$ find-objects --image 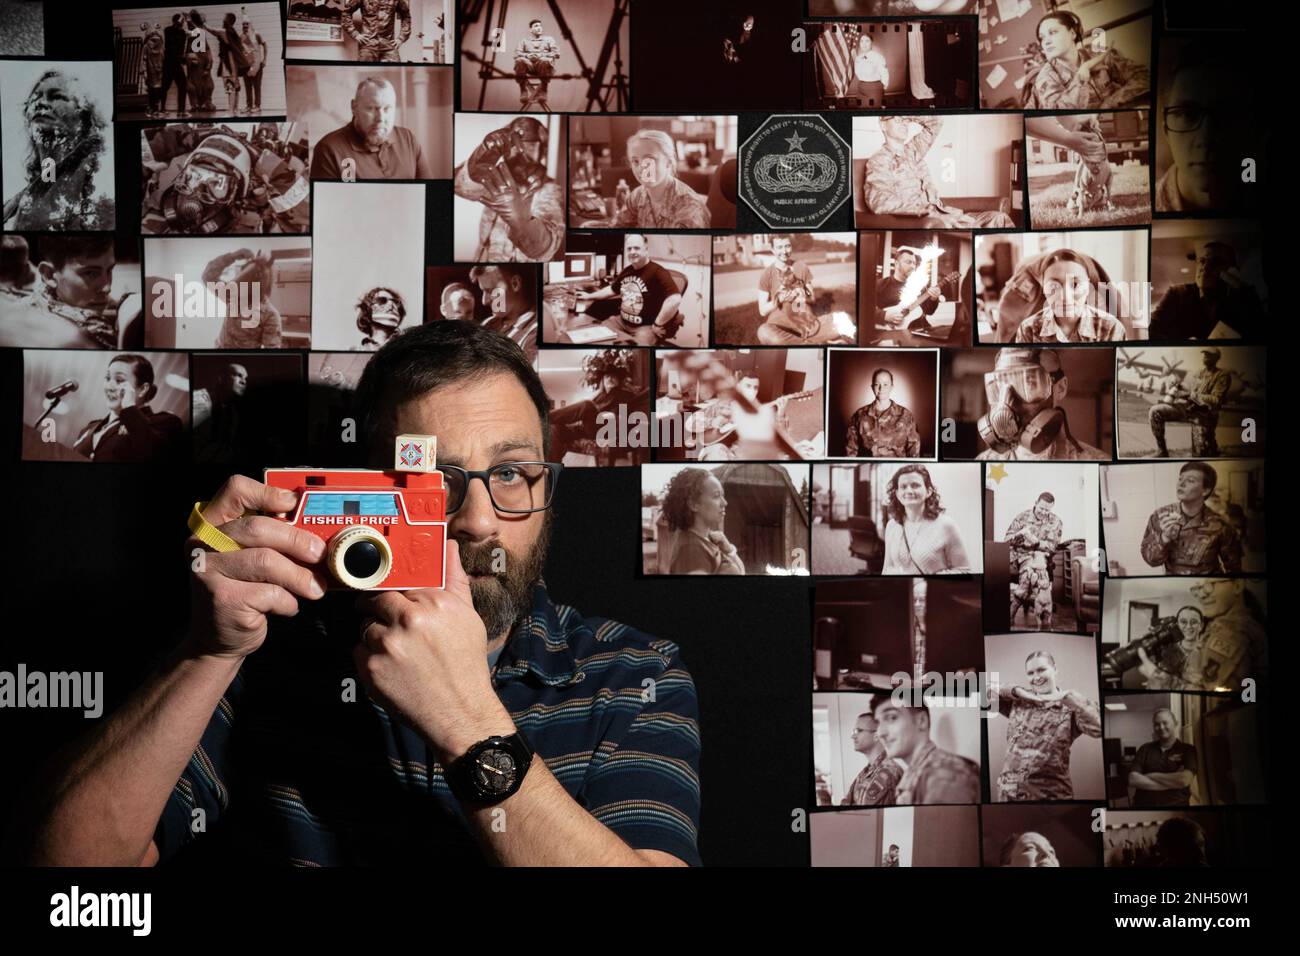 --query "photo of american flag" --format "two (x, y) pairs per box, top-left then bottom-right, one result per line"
(815, 22), (862, 99)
